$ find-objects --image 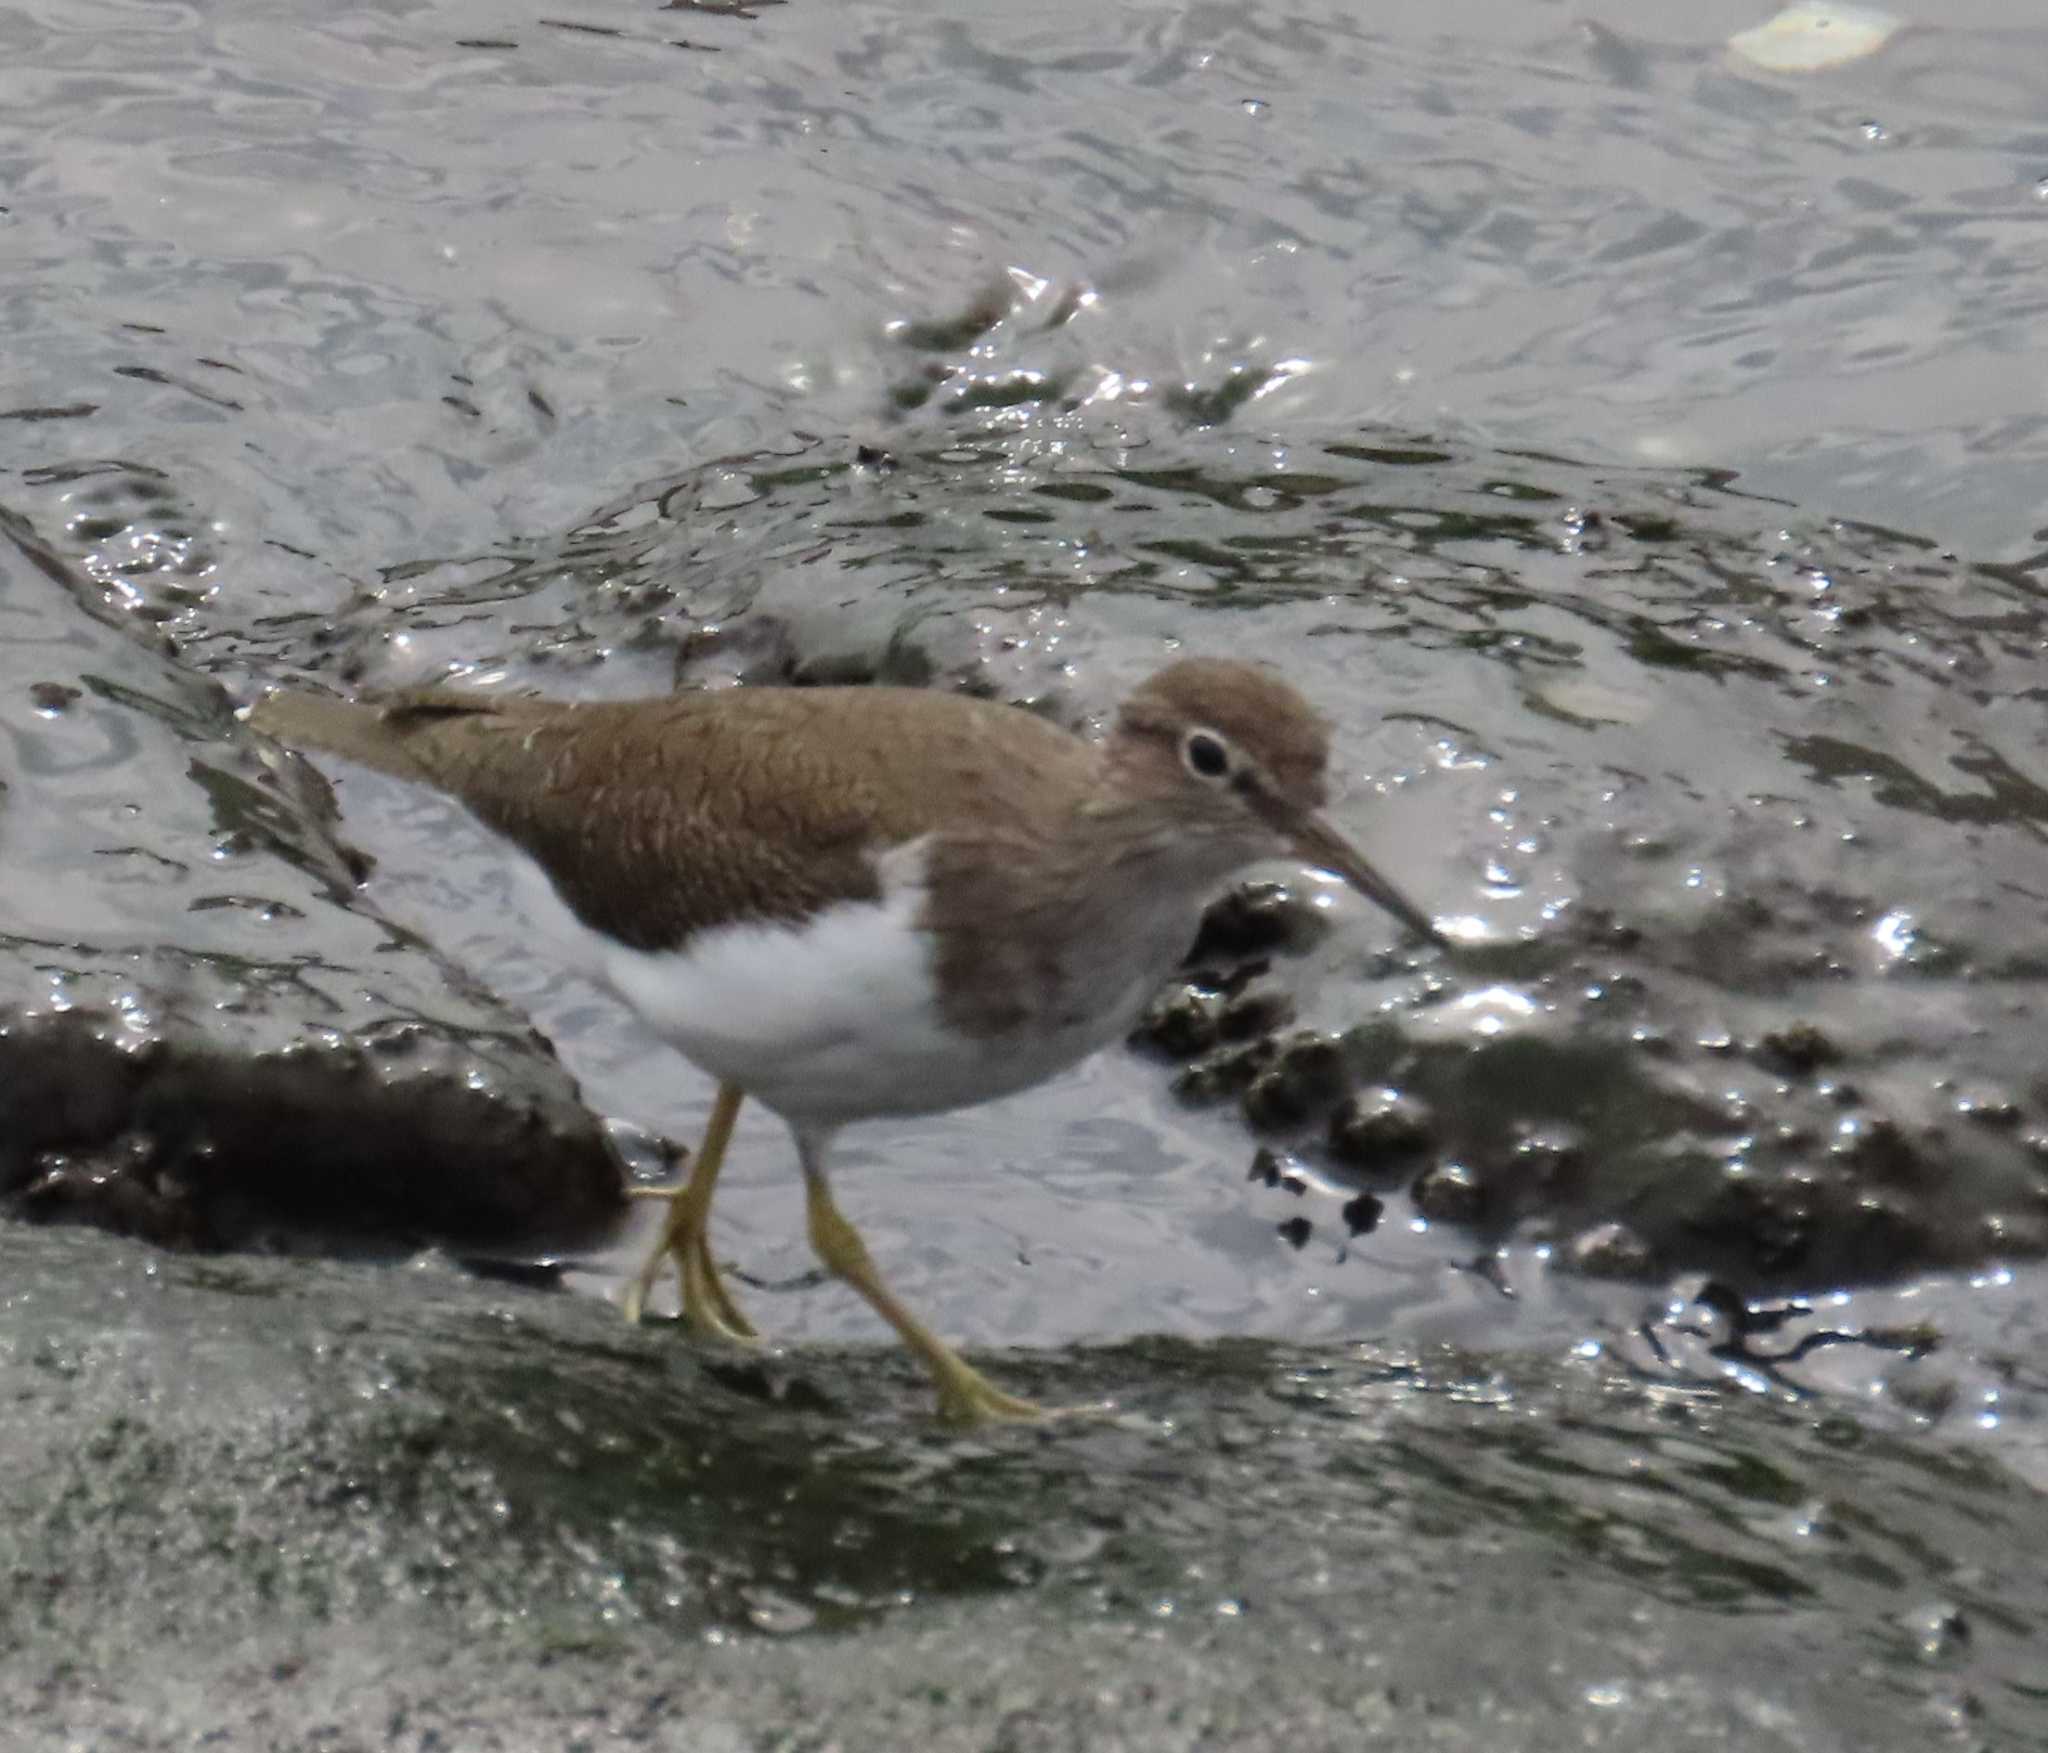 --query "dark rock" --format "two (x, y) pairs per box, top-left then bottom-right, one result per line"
(674, 613), (802, 687)
(1248, 1147), (1309, 1194)
(1833, 1116), (1929, 1189)
(1276, 1215), (1313, 1250)
(1955, 1091), (2023, 1130)
(1130, 985), (1224, 1058)
(1566, 1221), (1654, 1280)
(1412, 1162), (1485, 1226)
(15, 1135), (211, 1247)
(0, 523), (624, 1250)
(1327, 1093), (1435, 1173)
(1173, 1037), (1279, 1105)
(28, 680), (80, 712)
(1684, 1174), (1815, 1276)
(1242, 1032), (1348, 1131)
(1340, 1193), (1384, 1236)
(1504, 1126), (1584, 1188)
(1, 1009), (622, 1247)
(1186, 881), (1329, 968)
(1218, 987), (1296, 1042)
(1756, 1023), (1840, 1077)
